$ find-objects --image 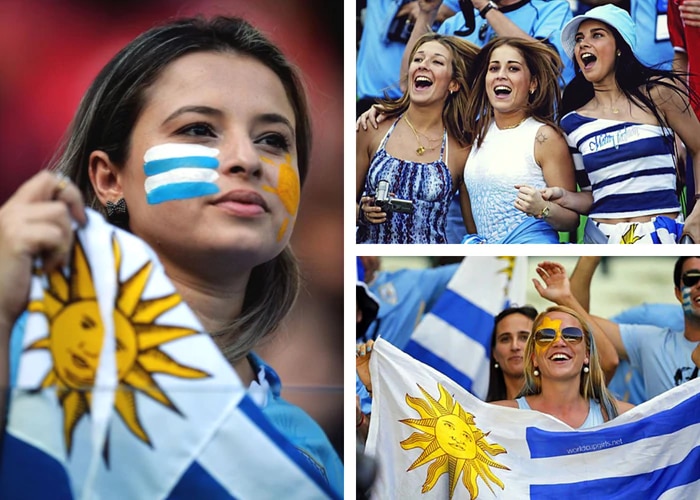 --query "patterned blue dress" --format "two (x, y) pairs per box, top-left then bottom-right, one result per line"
(356, 115), (453, 244)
